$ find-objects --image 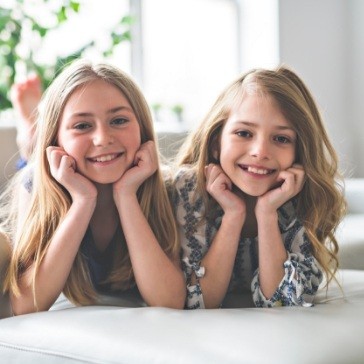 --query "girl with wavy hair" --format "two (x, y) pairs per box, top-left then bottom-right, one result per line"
(1, 59), (185, 315)
(173, 66), (346, 309)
